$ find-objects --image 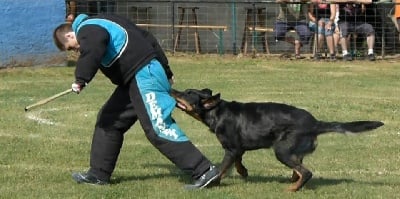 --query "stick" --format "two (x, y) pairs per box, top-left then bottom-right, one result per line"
(24, 89), (73, 112)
